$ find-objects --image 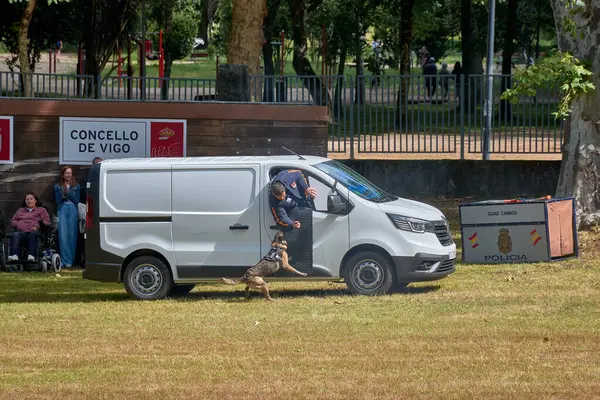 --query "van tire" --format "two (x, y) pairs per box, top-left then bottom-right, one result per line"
(344, 251), (394, 295)
(124, 256), (173, 300)
(169, 284), (196, 297)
